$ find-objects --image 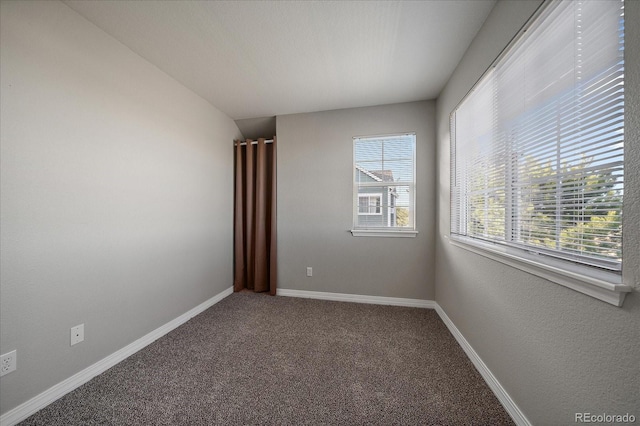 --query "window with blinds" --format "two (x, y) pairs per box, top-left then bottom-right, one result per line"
(353, 134), (416, 236)
(451, 1), (624, 279)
